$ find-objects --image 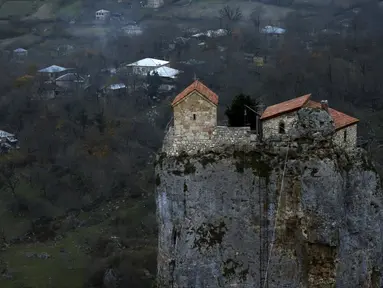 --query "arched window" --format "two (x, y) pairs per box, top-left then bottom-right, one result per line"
(279, 121), (285, 134)
(343, 130), (347, 142)
(193, 114), (196, 120)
